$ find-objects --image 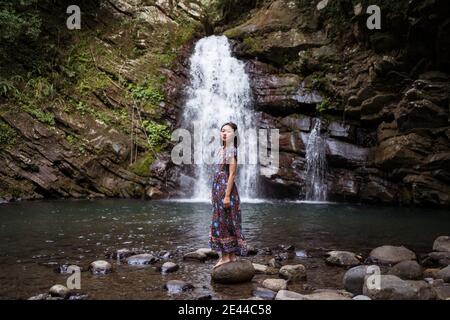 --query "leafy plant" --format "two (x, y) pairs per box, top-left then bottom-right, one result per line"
(0, 121), (17, 147)
(316, 97), (331, 114)
(142, 120), (171, 150)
